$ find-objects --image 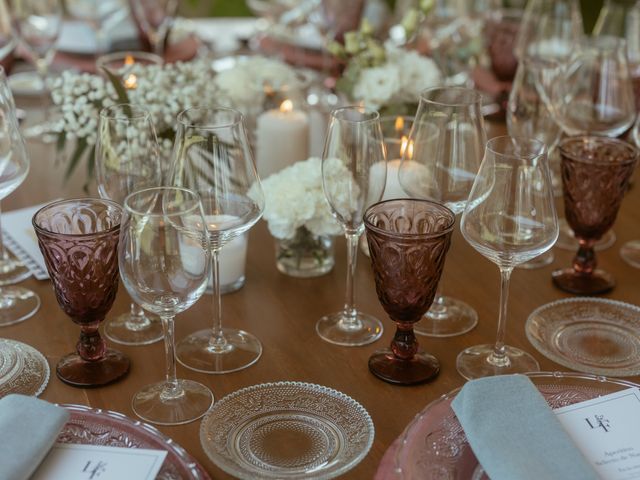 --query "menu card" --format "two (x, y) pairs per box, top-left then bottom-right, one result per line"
(30, 444), (167, 480)
(554, 388), (640, 480)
